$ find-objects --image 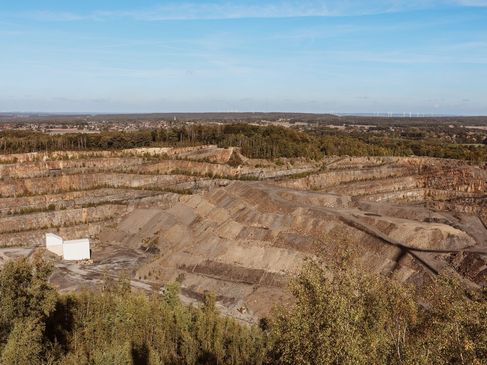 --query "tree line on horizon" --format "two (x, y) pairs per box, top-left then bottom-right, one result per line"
(0, 123), (486, 162)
